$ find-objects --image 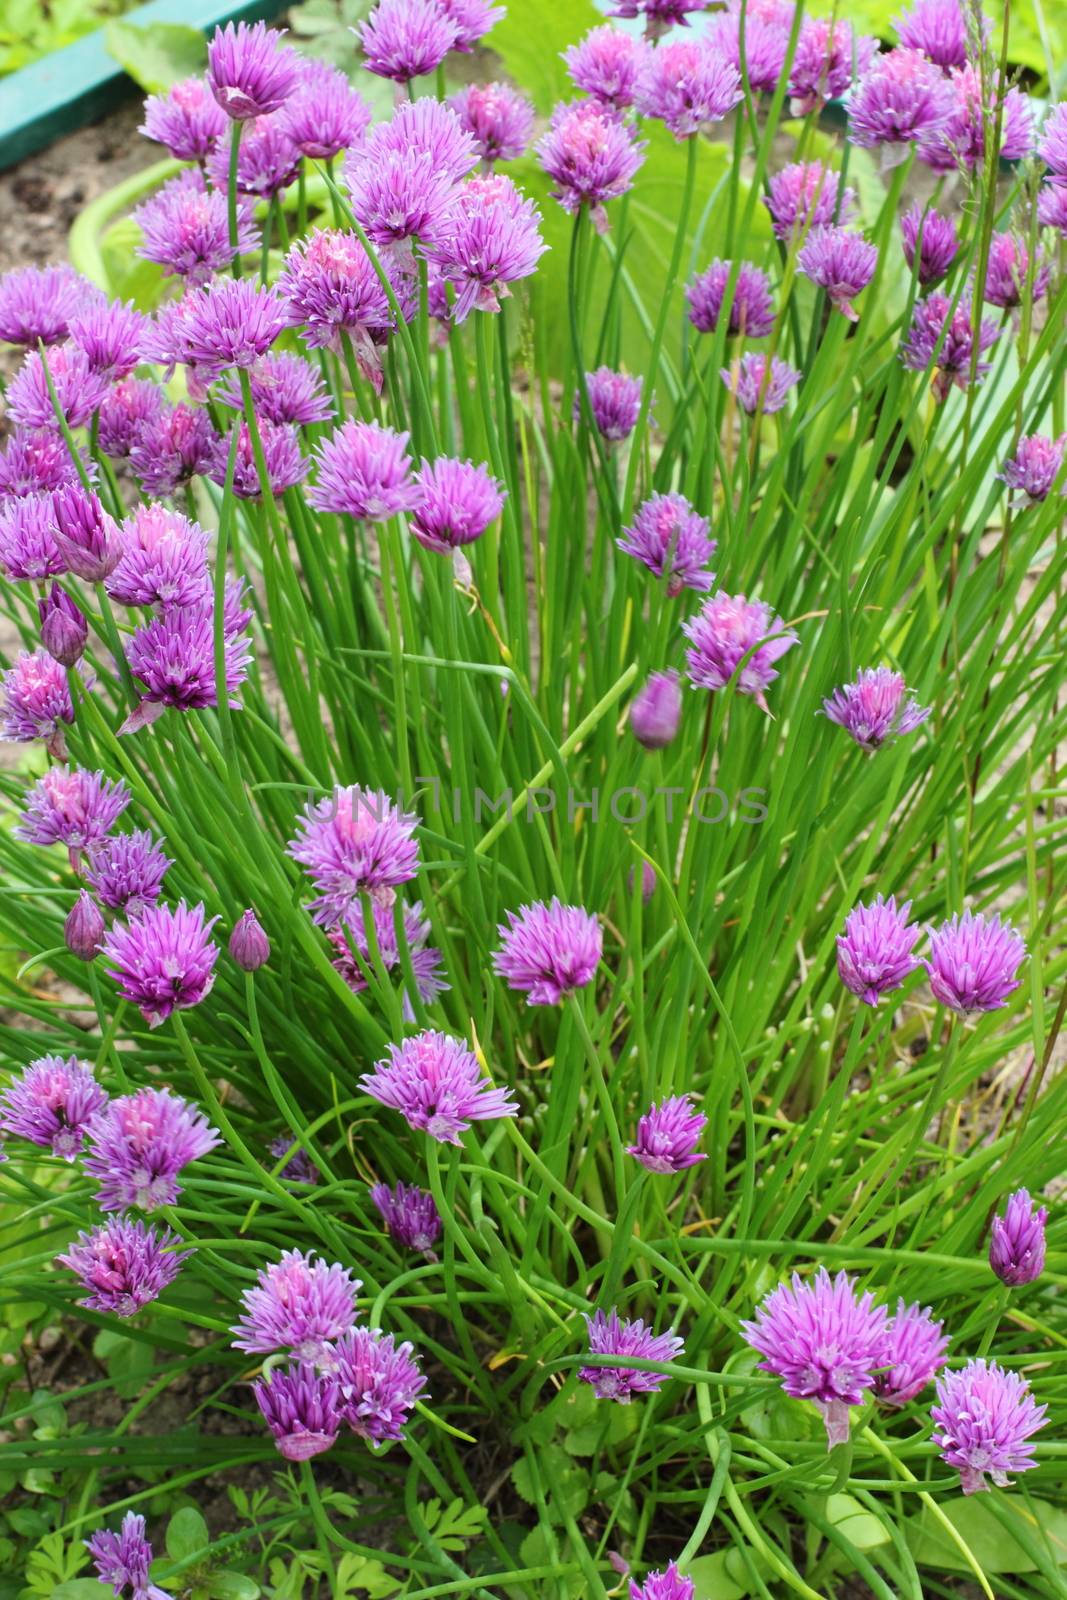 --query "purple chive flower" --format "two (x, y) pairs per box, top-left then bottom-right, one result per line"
(627, 1094), (707, 1174)
(577, 367), (644, 442)
(205, 112), (301, 199)
(743, 1270), (888, 1447)
(449, 83), (536, 165)
(308, 420), (422, 522)
(630, 670), (682, 750)
(101, 901), (220, 1028)
(429, 172), (546, 322)
(764, 161), (854, 241)
(900, 293), (999, 401)
(822, 666), (931, 750)
(999, 433), (1067, 506)
(254, 1364), (342, 1461)
(837, 894), (923, 1006)
(59, 1216), (191, 1317)
(141, 74), (227, 159)
(720, 353), (800, 414)
(925, 910), (1027, 1014)
(328, 899), (448, 1010)
(343, 101), (476, 257)
(68, 299), (146, 381)
(277, 229), (392, 371)
(268, 1135), (319, 1185)
(797, 225), (878, 321)
(493, 899), (603, 1006)
(334, 1327), (427, 1444)
(361, 1030), (518, 1145)
(580, 1309), (684, 1403)
(16, 765), (130, 853)
(85, 832), (173, 917)
(129, 403), (218, 499)
(0, 1054), (107, 1161)
(66, 890), (105, 962)
(618, 492), (716, 596)
(439, 0), (504, 50)
(108, 504), (210, 610)
(232, 1249), (360, 1363)
(847, 48), (953, 163)
(789, 18), (878, 115)
(895, 0), (978, 69)
(410, 456), (505, 552)
(609, 0), (711, 37)
(135, 170), (259, 286)
(168, 276), (288, 385)
(208, 417), (309, 501)
(50, 484), (121, 581)
(564, 25), (647, 111)
(682, 590), (798, 707)
(279, 58), (372, 159)
(900, 202), (958, 285)
(0, 650), (74, 751)
(289, 785), (420, 926)
(39, 585), (88, 667)
(98, 378), (165, 461)
(230, 909), (271, 972)
(872, 1300), (949, 1407)
(85, 1512), (172, 1600)
(83, 1087), (220, 1211)
(6, 344), (109, 431)
(1038, 103), (1067, 173)
(360, 0), (458, 83)
(932, 1360), (1046, 1494)
(686, 259), (775, 338)
(217, 352), (334, 427)
(0, 428), (95, 498)
(537, 101), (646, 233)
(635, 40), (743, 138)
(0, 496), (65, 580)
(122, 604), (251, 733)
(207, 20), (298, 120)
(982, 234), (1049, 310)
(990, 1189), (1048, 1287)
(370, 1180), (442, 1254)
(0, 264), (100, 348)
(707, 12), (789, 96)
(919, 65), (1033, 173)
(630, 1566), (694, 1600)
